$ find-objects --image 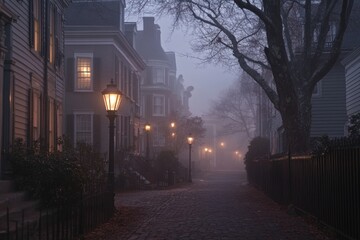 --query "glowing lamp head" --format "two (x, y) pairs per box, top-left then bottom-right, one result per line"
(187, 135), (194, 145)
(102, 80), (122, 112)
(145, 123), (151, 132)
(170, 122), (175, 128)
